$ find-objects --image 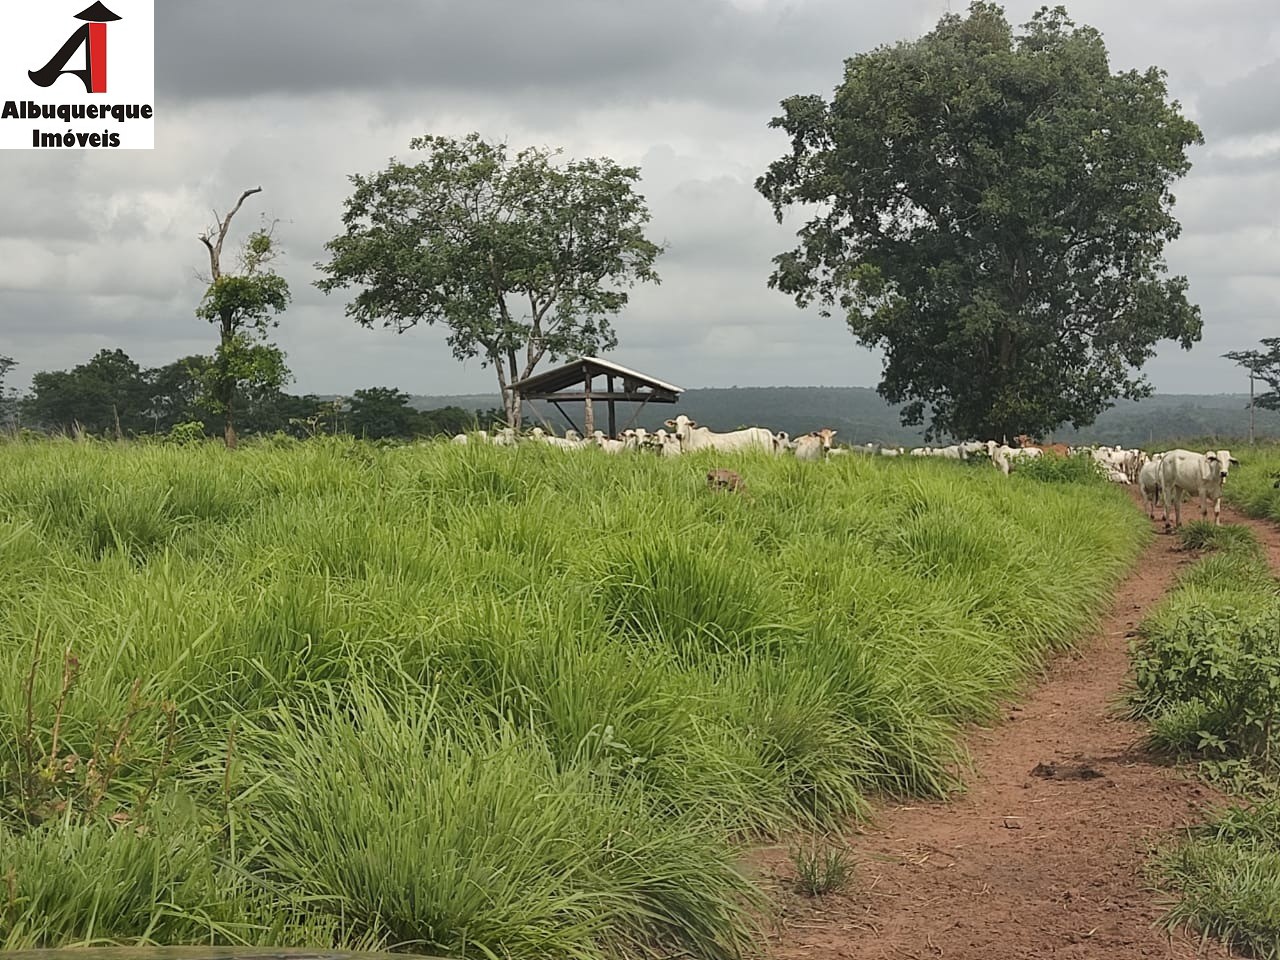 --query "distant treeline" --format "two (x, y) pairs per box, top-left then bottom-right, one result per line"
(405, 386), (1273, 447)
(1, 348), (504, 441)
(4, 348), (1267, 447)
